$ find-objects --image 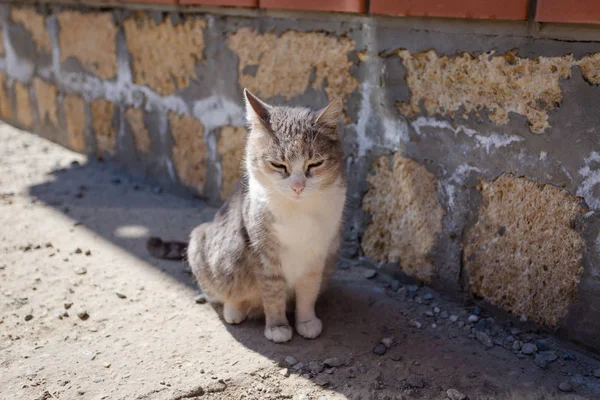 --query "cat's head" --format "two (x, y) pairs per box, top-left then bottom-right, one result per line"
(243, 89), (345, 201)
